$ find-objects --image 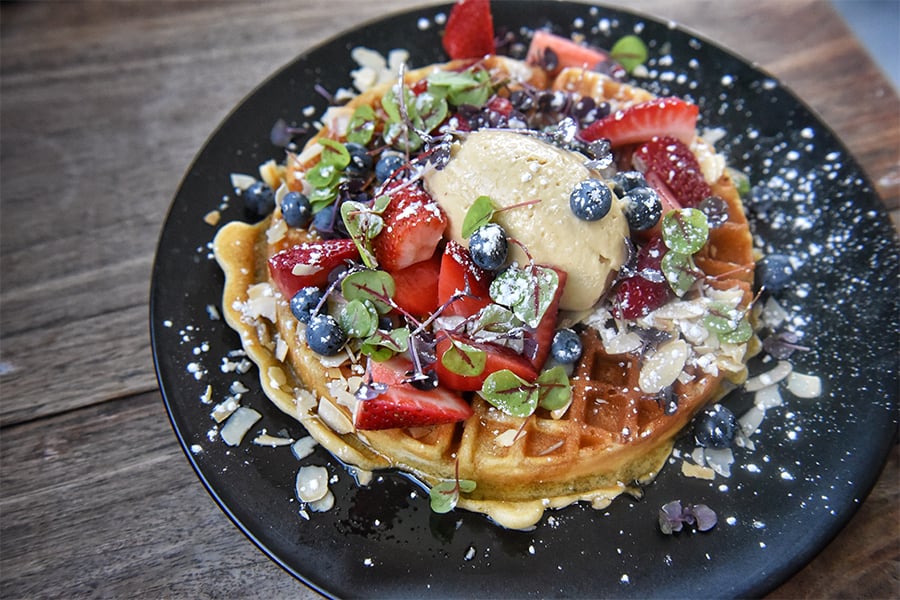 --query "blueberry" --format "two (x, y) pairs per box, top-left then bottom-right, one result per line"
(757, 253), (794, 292)
(551, 329), (583, 364)
(375, 152), (406, 182)
(698, 195), (729, 228)
(569, 179), (612, 221)
(289, 286), (323, 324)
(312, 204), (336, 233)
(622, 186), (662, 231)
(243, 181), (275, 217)
(408, 369), (439, 391)
(468, 223), (508, 271)
(611, 170), (648, 197)
(305, 313), (347, 356)
(280, 191), (312, 228)
(693, 404), (737, 449)
(345, 142), (373, 177)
